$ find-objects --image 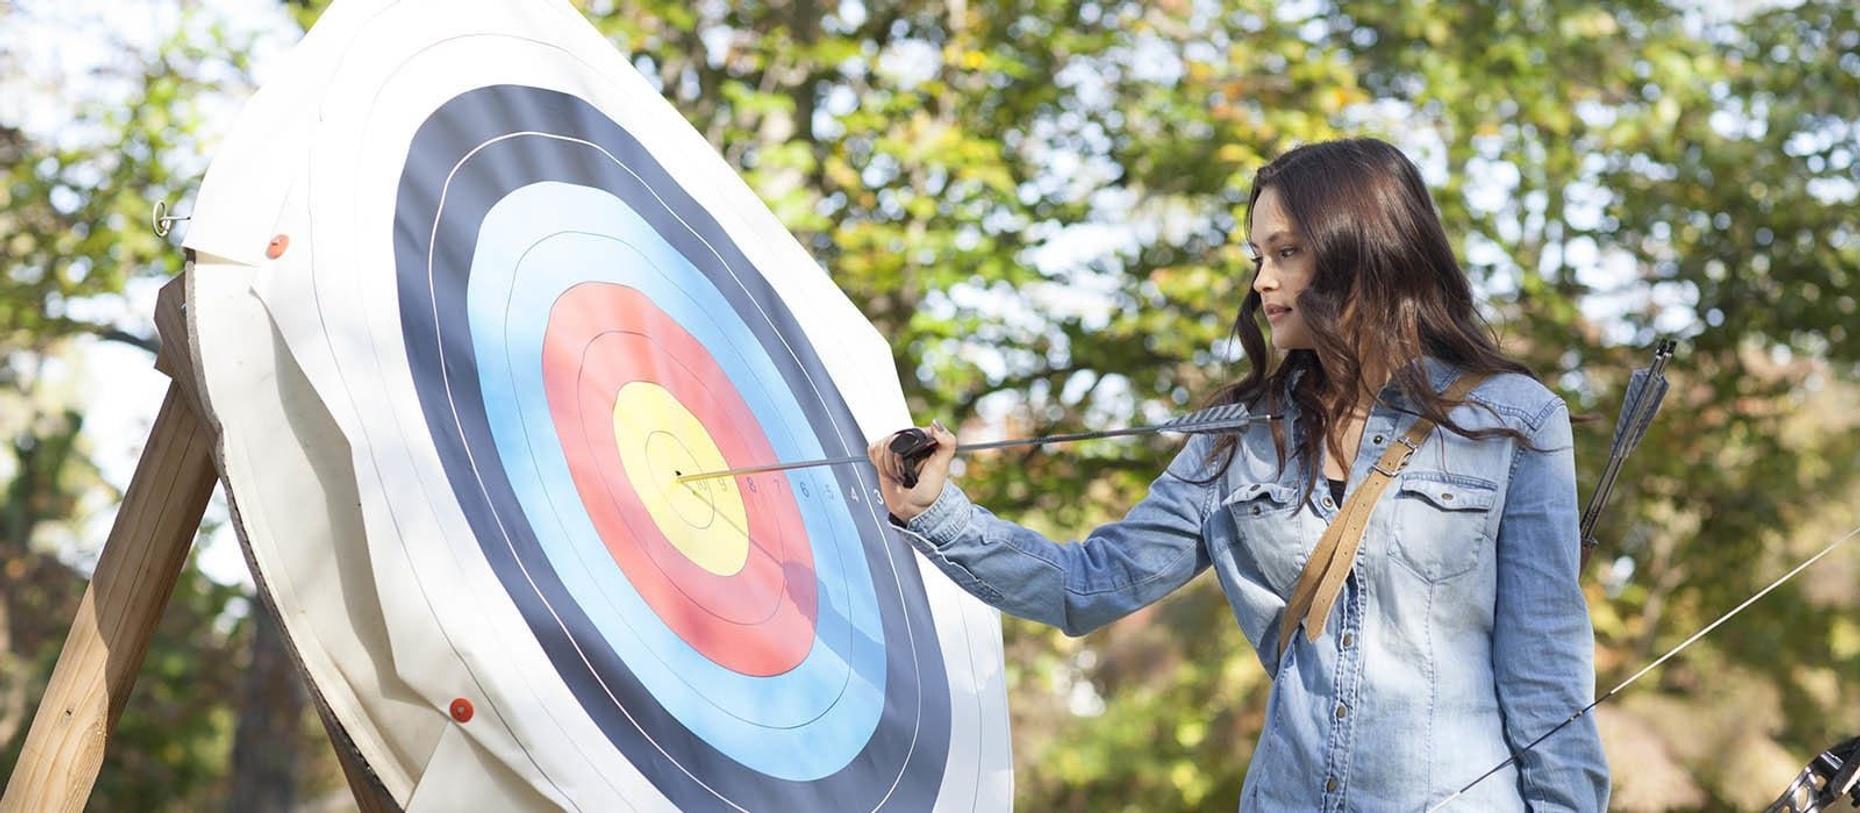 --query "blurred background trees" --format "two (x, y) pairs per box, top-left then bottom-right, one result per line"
(4, 0), (1856, 809)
